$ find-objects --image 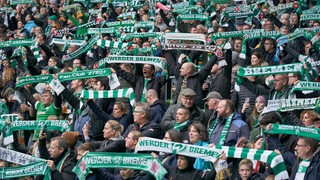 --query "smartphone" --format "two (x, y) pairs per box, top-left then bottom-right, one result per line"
(245, 98), (250, 103)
